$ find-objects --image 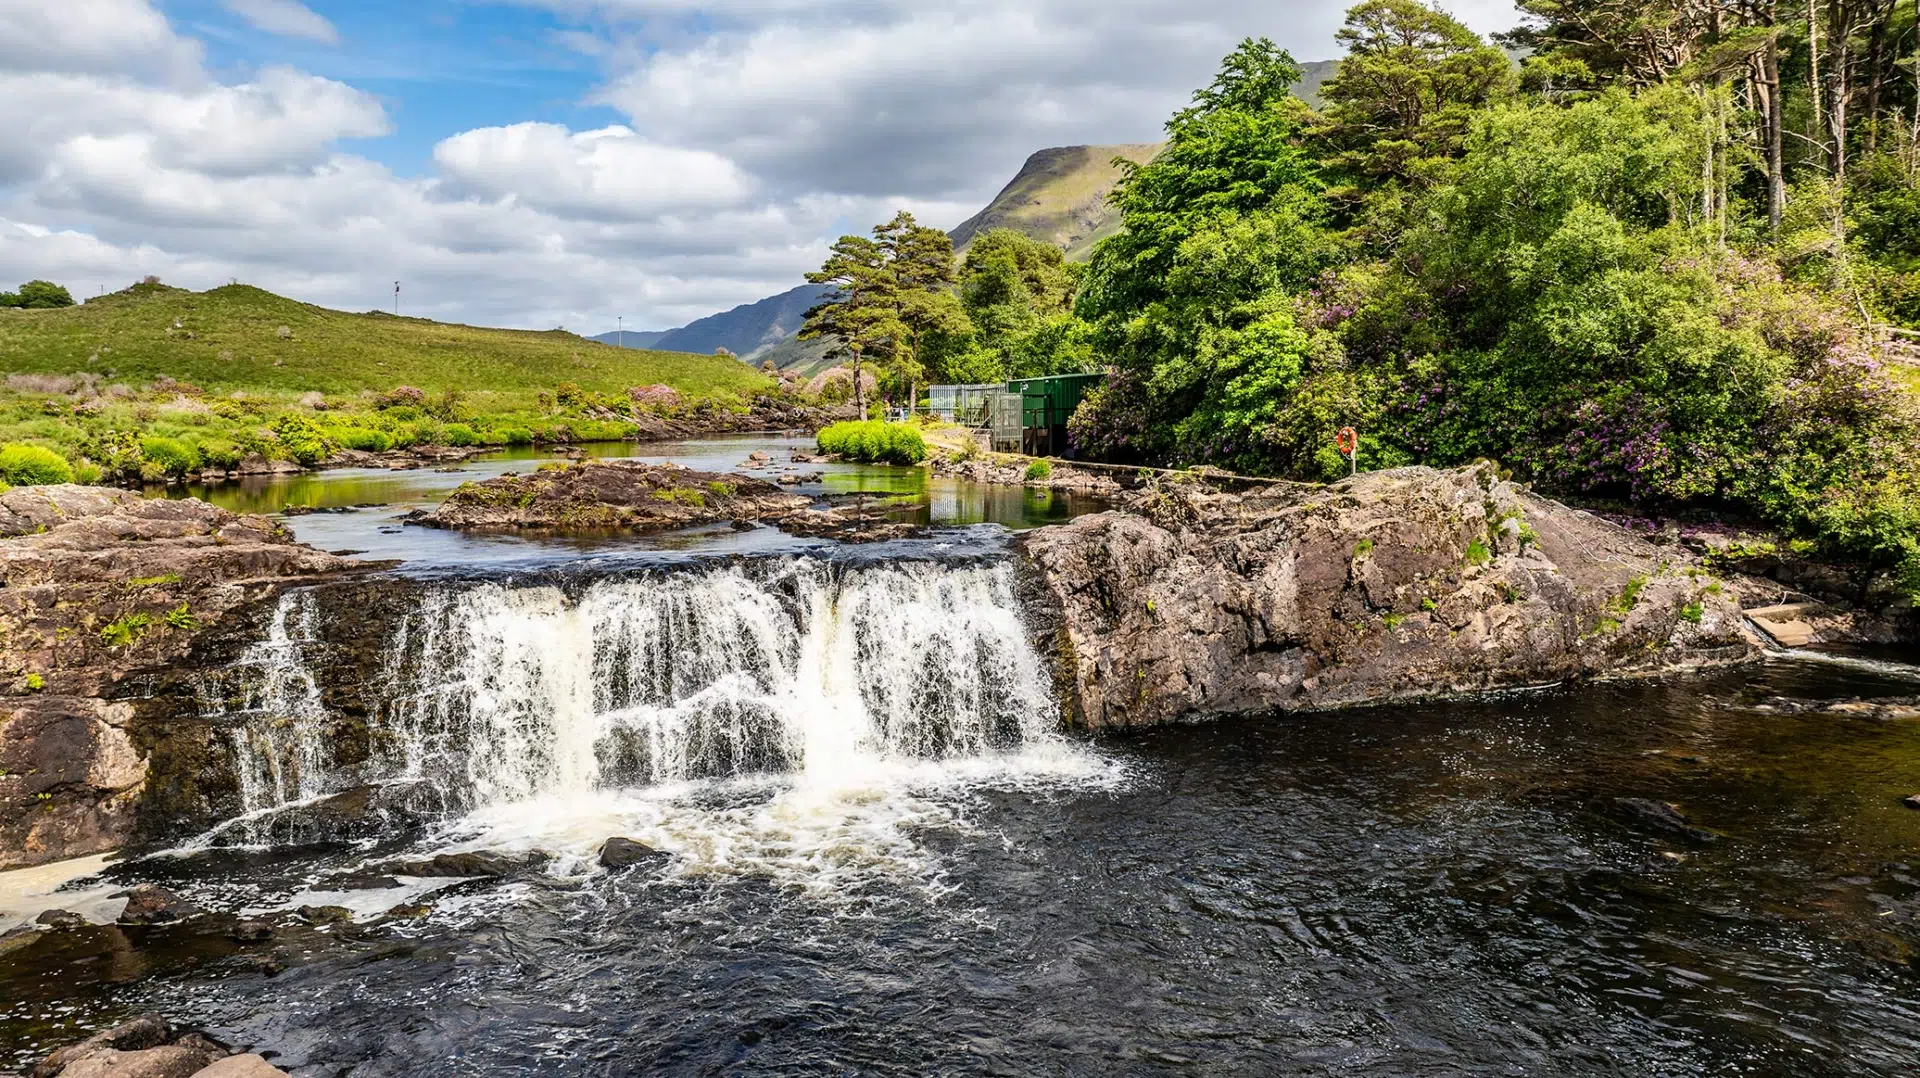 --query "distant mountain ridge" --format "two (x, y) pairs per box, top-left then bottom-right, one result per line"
(591, 285), (830, 360)
(609, 60), (1341, 368)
